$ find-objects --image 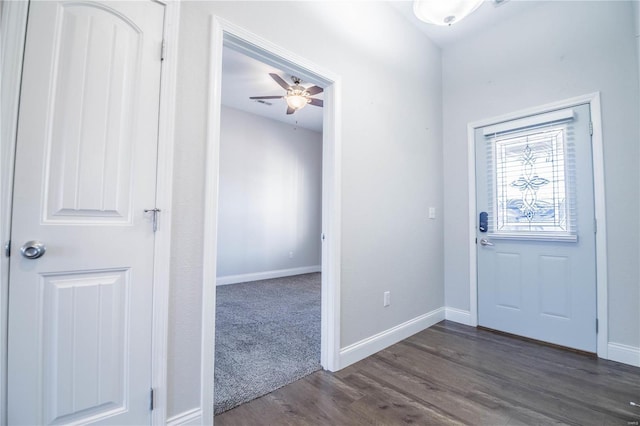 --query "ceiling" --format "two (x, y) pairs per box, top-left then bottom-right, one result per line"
(221, 46), (324, 133)
(220, 1), (538, 132)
